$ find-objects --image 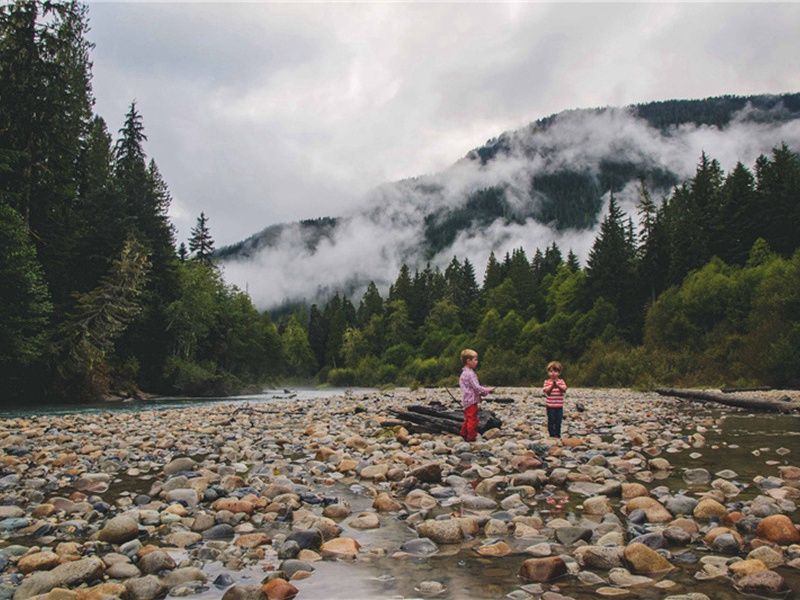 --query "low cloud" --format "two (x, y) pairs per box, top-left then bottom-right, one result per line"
(220, 104), (800, 310)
